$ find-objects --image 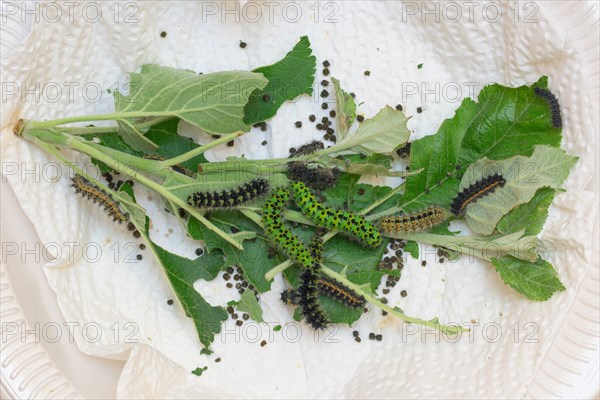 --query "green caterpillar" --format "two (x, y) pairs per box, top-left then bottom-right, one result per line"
(262, 188), (313, 268)
(262, 189), (330, 329)
(291, 181), (382, 248)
